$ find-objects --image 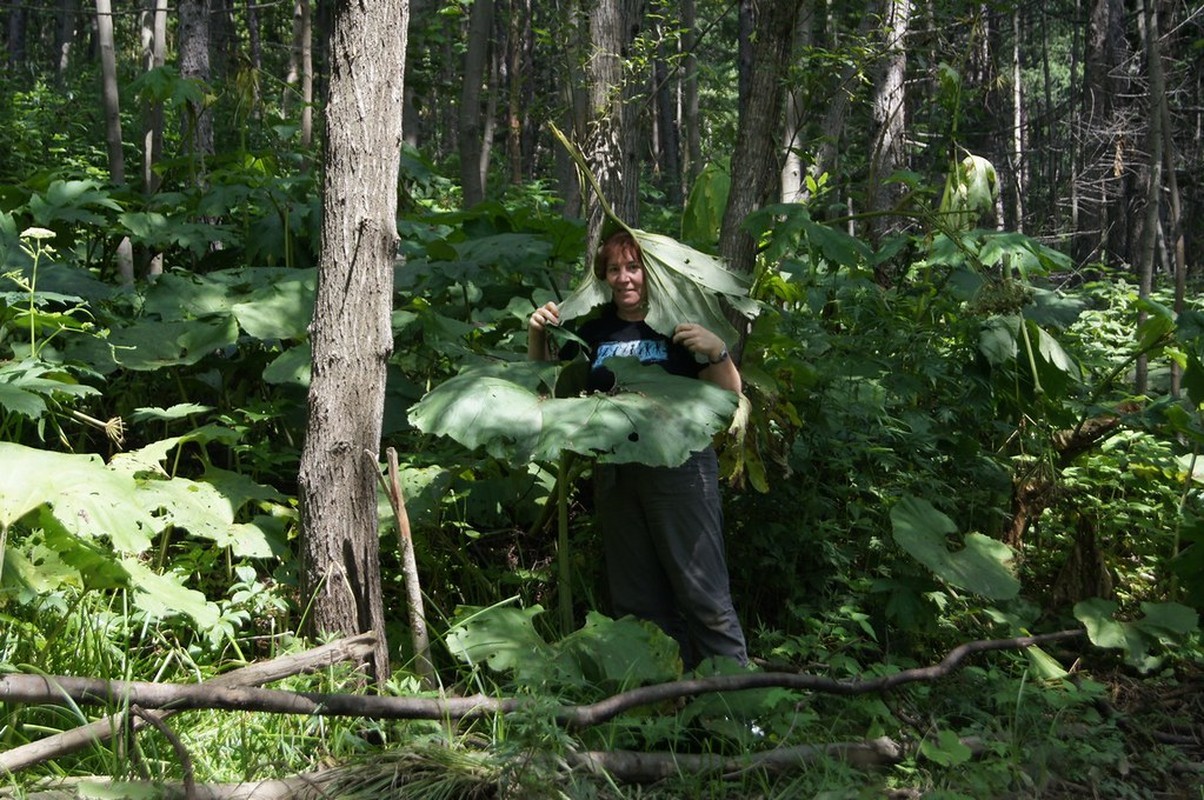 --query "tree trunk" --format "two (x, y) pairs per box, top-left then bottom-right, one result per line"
(459, 0), (494, 207)
(867, 0), (912, 263)
(1076, 0), (1132, 266)
(718, 0), (803, 288)
(555, 1), (588, 219)
(1135, 0), (1165, 394)
(94, 0), (135, 284)
(6, 1), (26, 74)
(178, 0), (215, 180)
(505, 0), (530, 185)
(141, 0), (167, 278)
(803, 9), (876, 207)
(298, 0), (410, 686)
(298, 0), (314, 150)
(141, 0), (167, 197)
(583, 0), (644, 254)
(780, 4), (812, 203)
(681, 0), (701, 186)
(653, 17), (681, 207)
(245, 0), (262, 113)
(55, 0), (79, 82)
(1010, 6), (1026, 232)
